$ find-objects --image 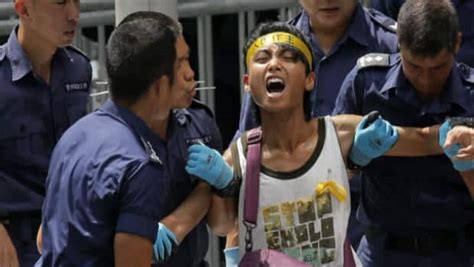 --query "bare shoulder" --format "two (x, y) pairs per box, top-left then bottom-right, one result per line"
(329, 115), (362, 158)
